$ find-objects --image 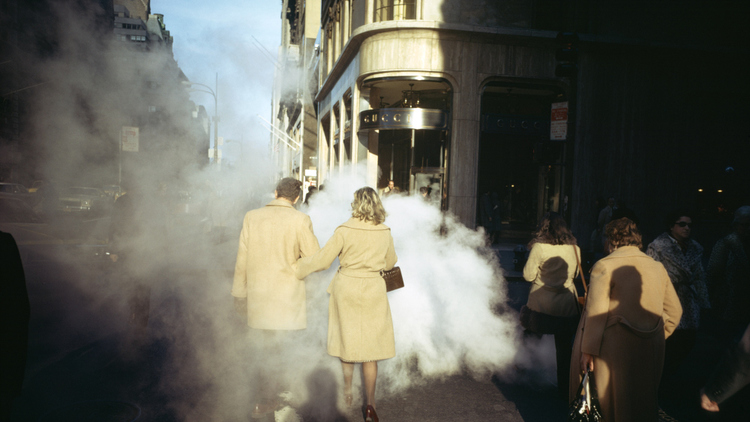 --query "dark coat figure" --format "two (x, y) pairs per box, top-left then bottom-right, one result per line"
(479, 190), (501, 243)
(109, 188), (169, 329)
(701, 322), (750, 415)
(707, 206), (750, 343)
(0, 231), (30, 422)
